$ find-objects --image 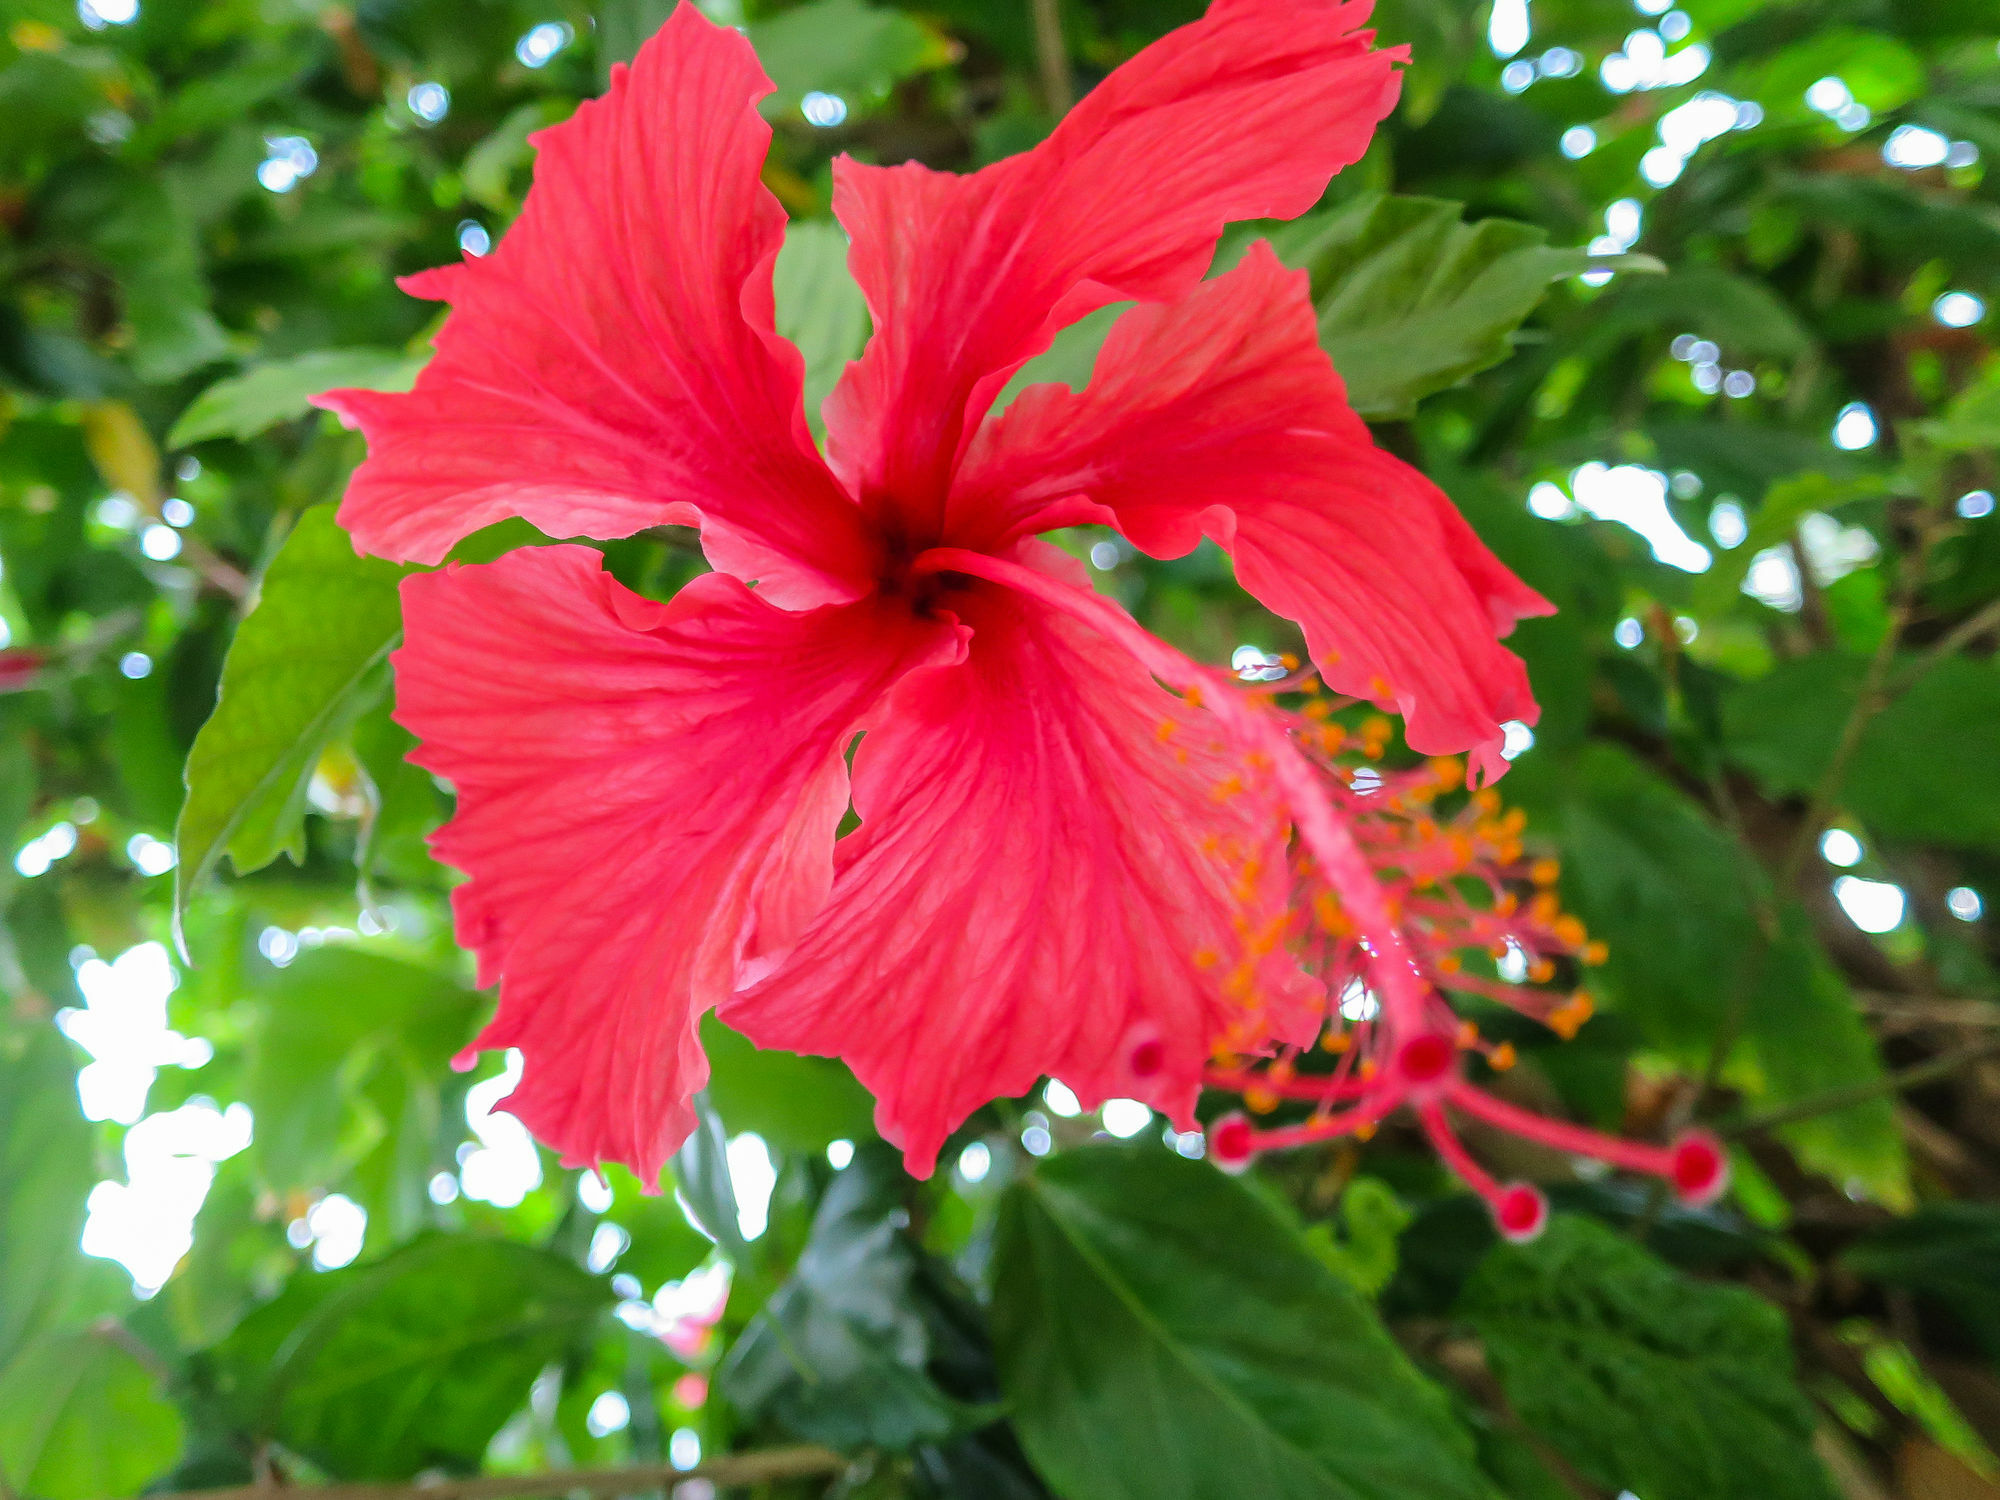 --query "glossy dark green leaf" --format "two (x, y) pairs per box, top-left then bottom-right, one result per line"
(207, 1234), (610, 1480)
(173, 506), (410, 934)
(168, 349), (426, 448)
(0, 1328), (185, 1500)
(1457, 1216), (1837, 1500)
(991, 1145), (1493, 1500)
